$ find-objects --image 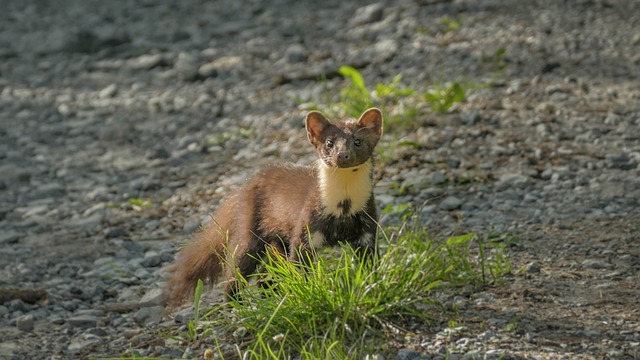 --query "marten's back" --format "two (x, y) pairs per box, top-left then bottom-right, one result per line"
(237, 163), (320, 235)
